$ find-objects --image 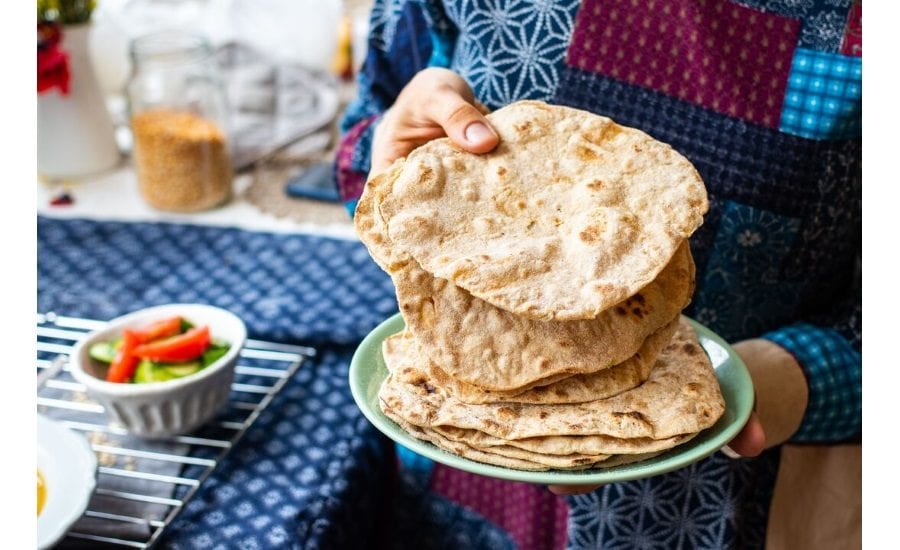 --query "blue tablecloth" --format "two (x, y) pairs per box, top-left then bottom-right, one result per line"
(38, 215), (514, 549)
(38, 217), (398, 346)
